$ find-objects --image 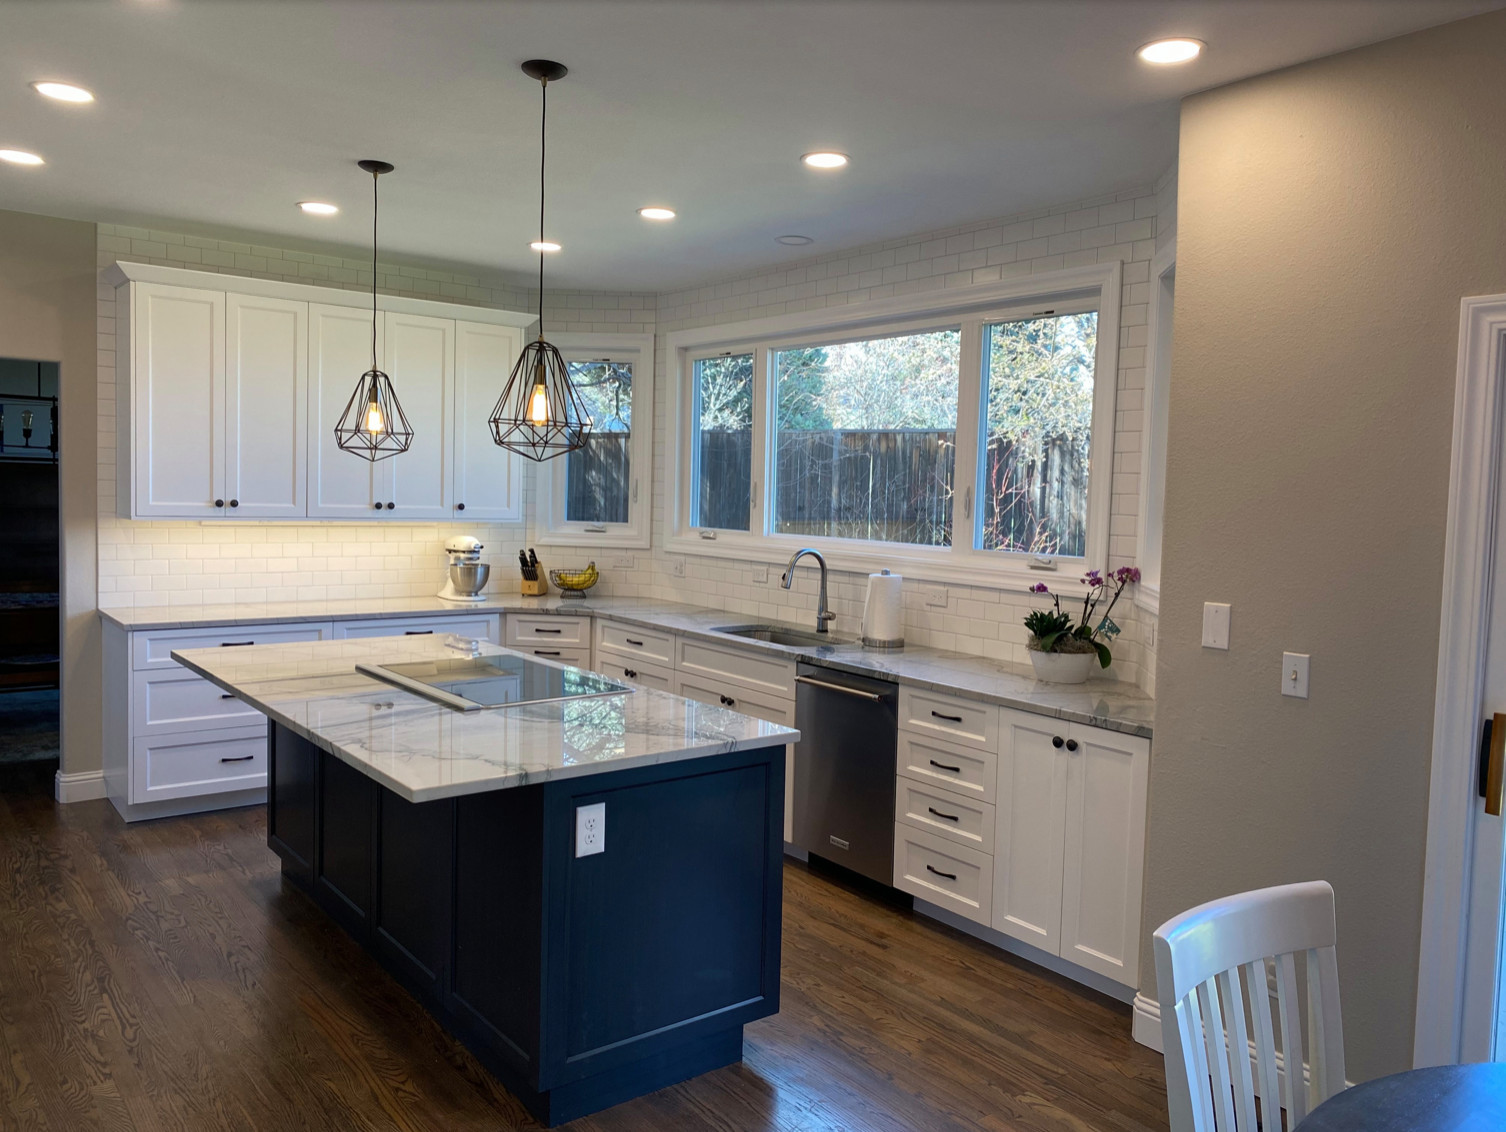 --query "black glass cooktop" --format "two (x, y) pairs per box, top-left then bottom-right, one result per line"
(356, 653), (629, 712)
